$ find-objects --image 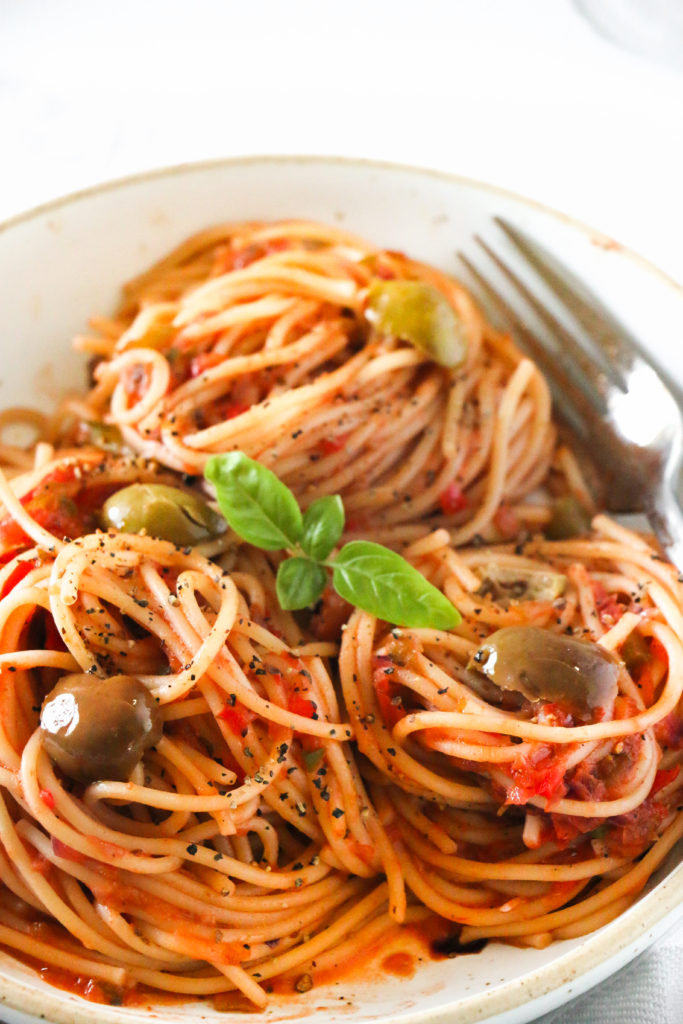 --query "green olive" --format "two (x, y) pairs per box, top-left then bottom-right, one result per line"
(468, 626), (619, 722)
(80, 421), (128, 454)
(101, 483), (226, 546)
(365, 280), (467, 368)
(477, 564), (567, 603)
(546, 496), (592, 540)
(40, 674), (162, 783)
